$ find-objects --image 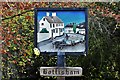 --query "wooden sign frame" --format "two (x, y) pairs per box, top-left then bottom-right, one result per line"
(34, 8), (88, 55)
